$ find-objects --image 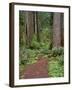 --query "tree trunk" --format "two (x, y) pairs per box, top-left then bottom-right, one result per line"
(34, 12), (37, 34)
(33, 12), (40, 42)
(60, 13), (64, 46)
(36, 12), (40, 42)
(25, 11), (34, 47)
(53, 13), (62, 48)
